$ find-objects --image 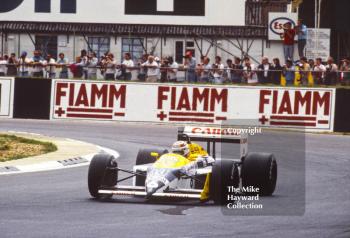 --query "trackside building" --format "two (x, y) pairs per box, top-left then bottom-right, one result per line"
(0, 0), (292, 64)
